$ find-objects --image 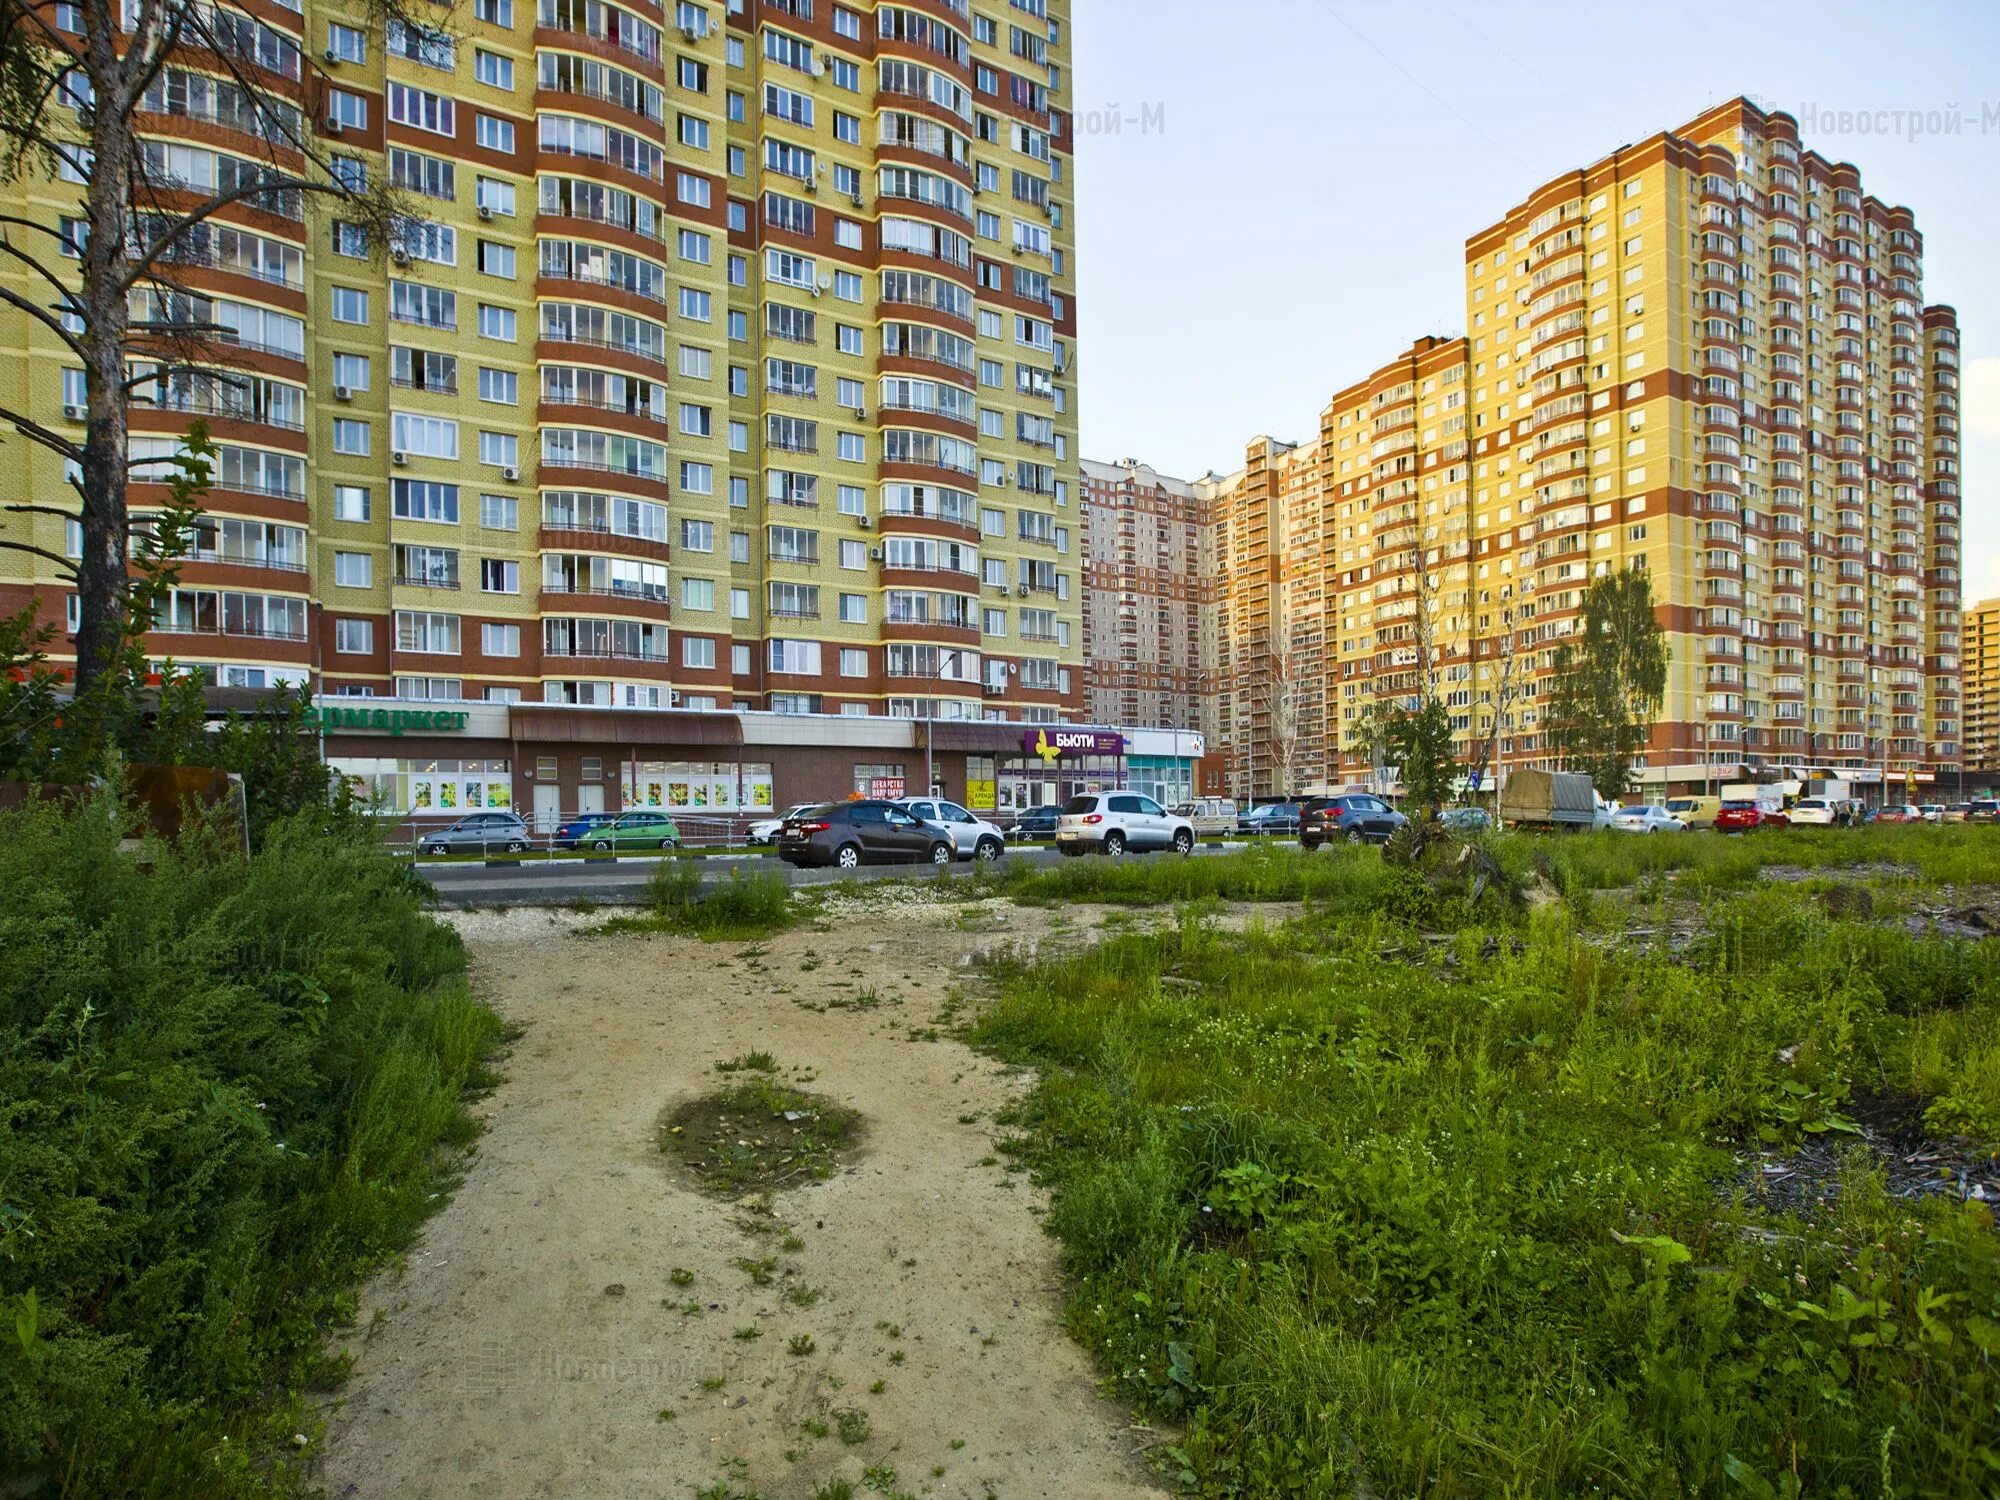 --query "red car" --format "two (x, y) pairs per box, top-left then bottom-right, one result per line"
(1875, 804), (1925, 824)
(1715, 801), (1766, 832)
